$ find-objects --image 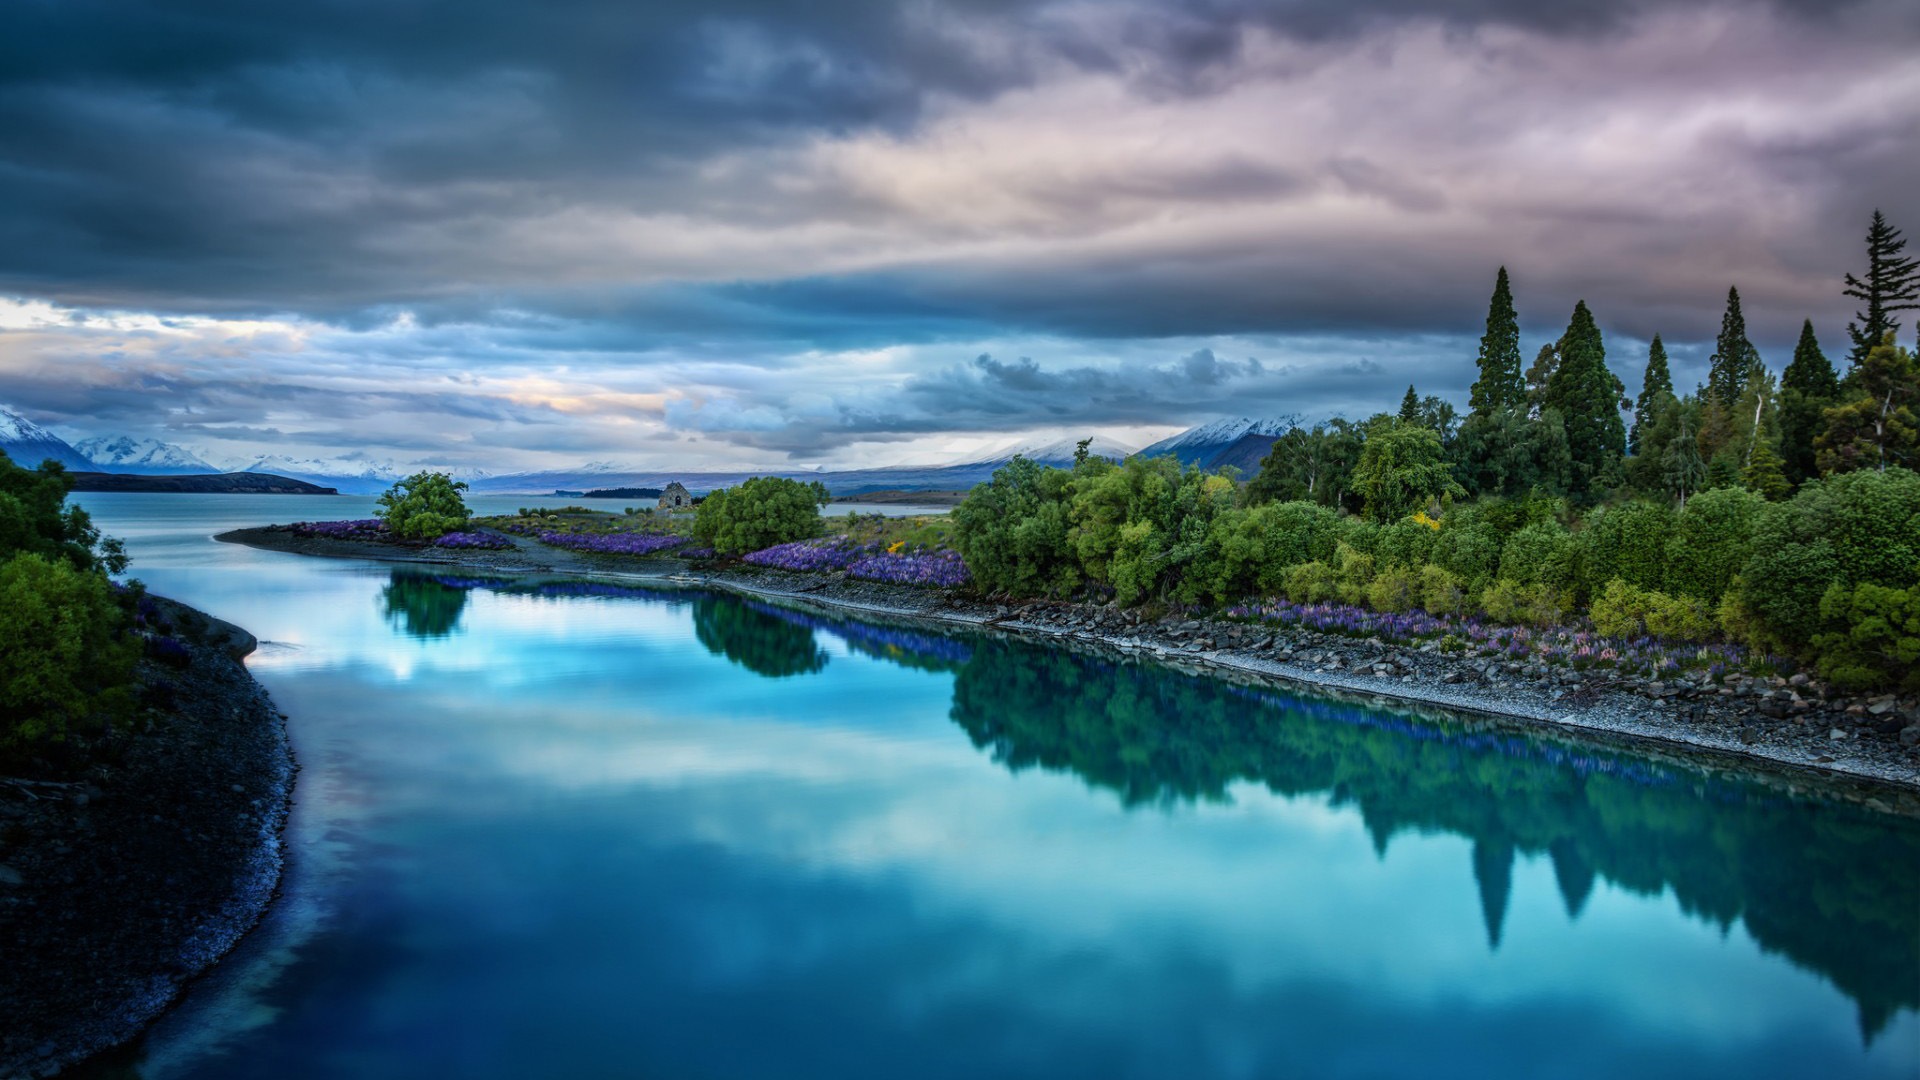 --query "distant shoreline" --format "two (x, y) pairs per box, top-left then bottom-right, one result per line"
(217, 523), (1920, 804)
(69, 472), (340, 495)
